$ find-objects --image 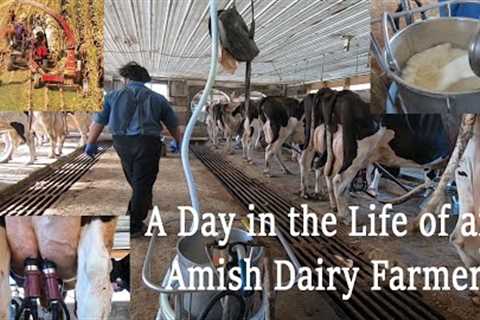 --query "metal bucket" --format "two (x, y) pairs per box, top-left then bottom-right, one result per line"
(176, 229), (265, 320)
(372, 0), (480, 113)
